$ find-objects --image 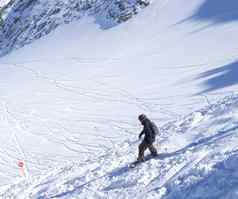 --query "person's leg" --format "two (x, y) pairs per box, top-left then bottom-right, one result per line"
(148, 143), (158, 156)
(137, 141), (148, 161)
